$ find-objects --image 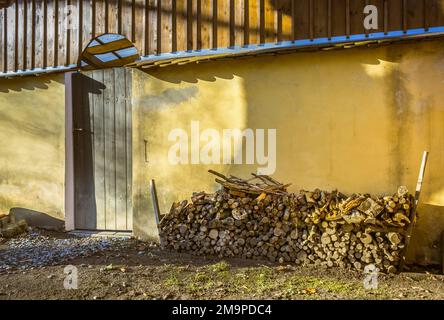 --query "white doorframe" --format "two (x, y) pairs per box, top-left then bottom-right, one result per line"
(64, 72), (75, 231)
